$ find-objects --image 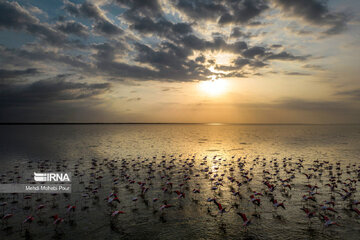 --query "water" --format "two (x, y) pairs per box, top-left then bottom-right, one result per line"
(0, 124), (360, 239)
